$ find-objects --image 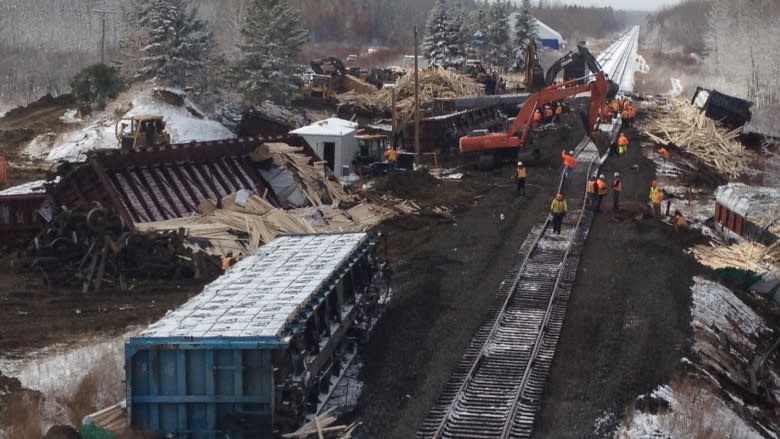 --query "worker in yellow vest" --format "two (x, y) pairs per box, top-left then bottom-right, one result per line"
(594, 174), (608, 213)
(550, 193), (568, 234)
(515, 161), (527, 196)
(649, 180), (664, 218)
